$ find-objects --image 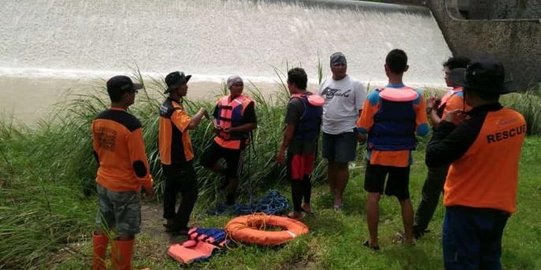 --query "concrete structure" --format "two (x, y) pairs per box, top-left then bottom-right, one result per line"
(384, 0), (540, 90)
